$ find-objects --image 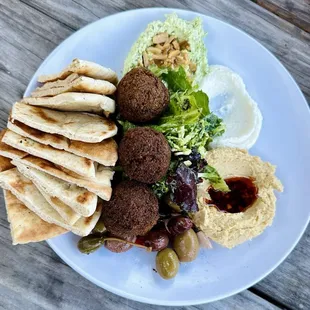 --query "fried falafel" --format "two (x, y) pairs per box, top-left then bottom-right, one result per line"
(118, 127), (171, 184)
(117, 67), (169, 123)
(102, 180), (159, 237)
